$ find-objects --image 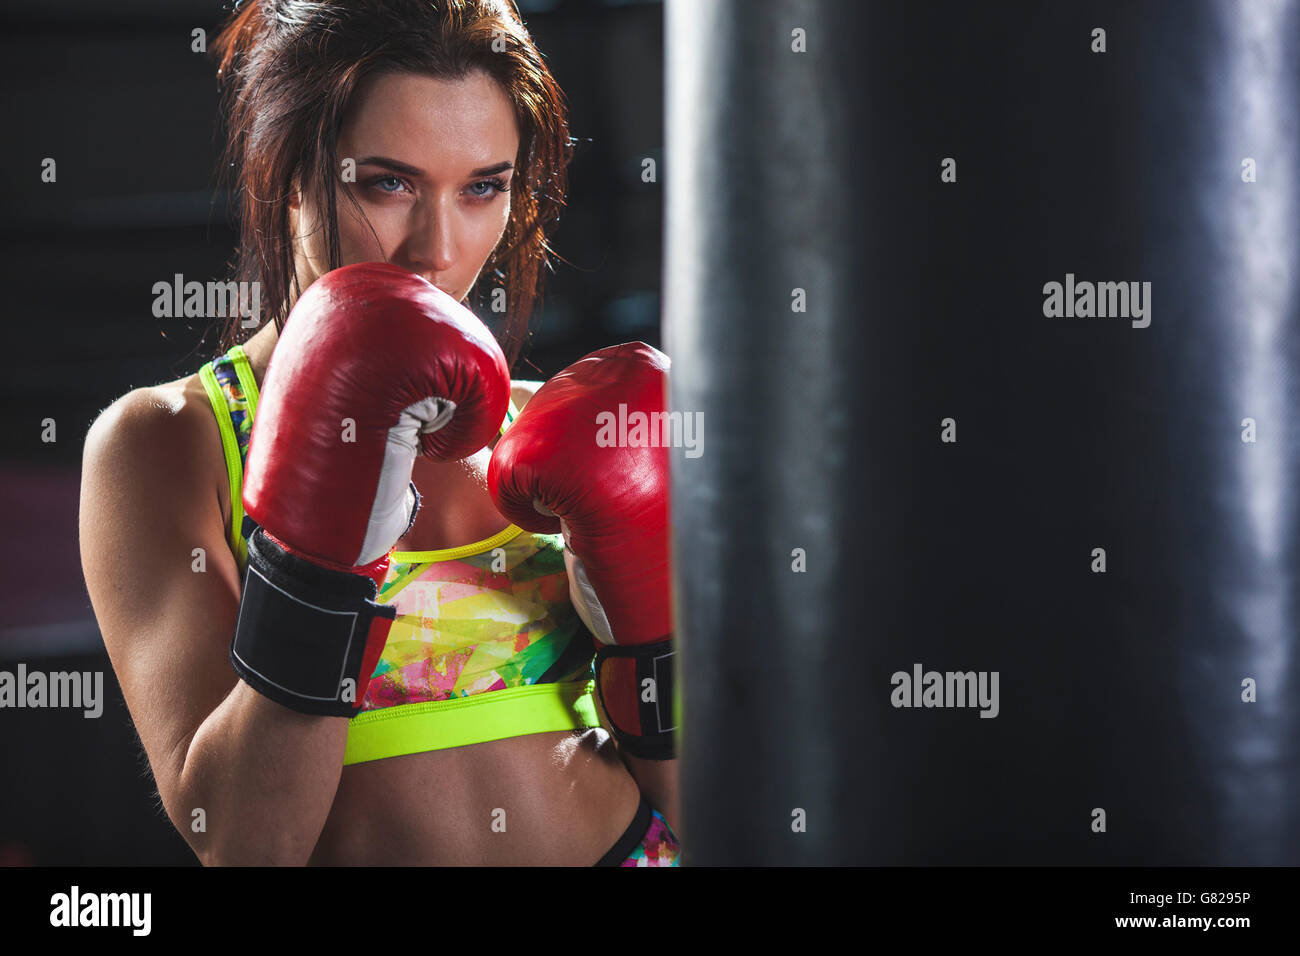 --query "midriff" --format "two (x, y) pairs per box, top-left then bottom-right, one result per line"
(310, 726), (641, 865)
